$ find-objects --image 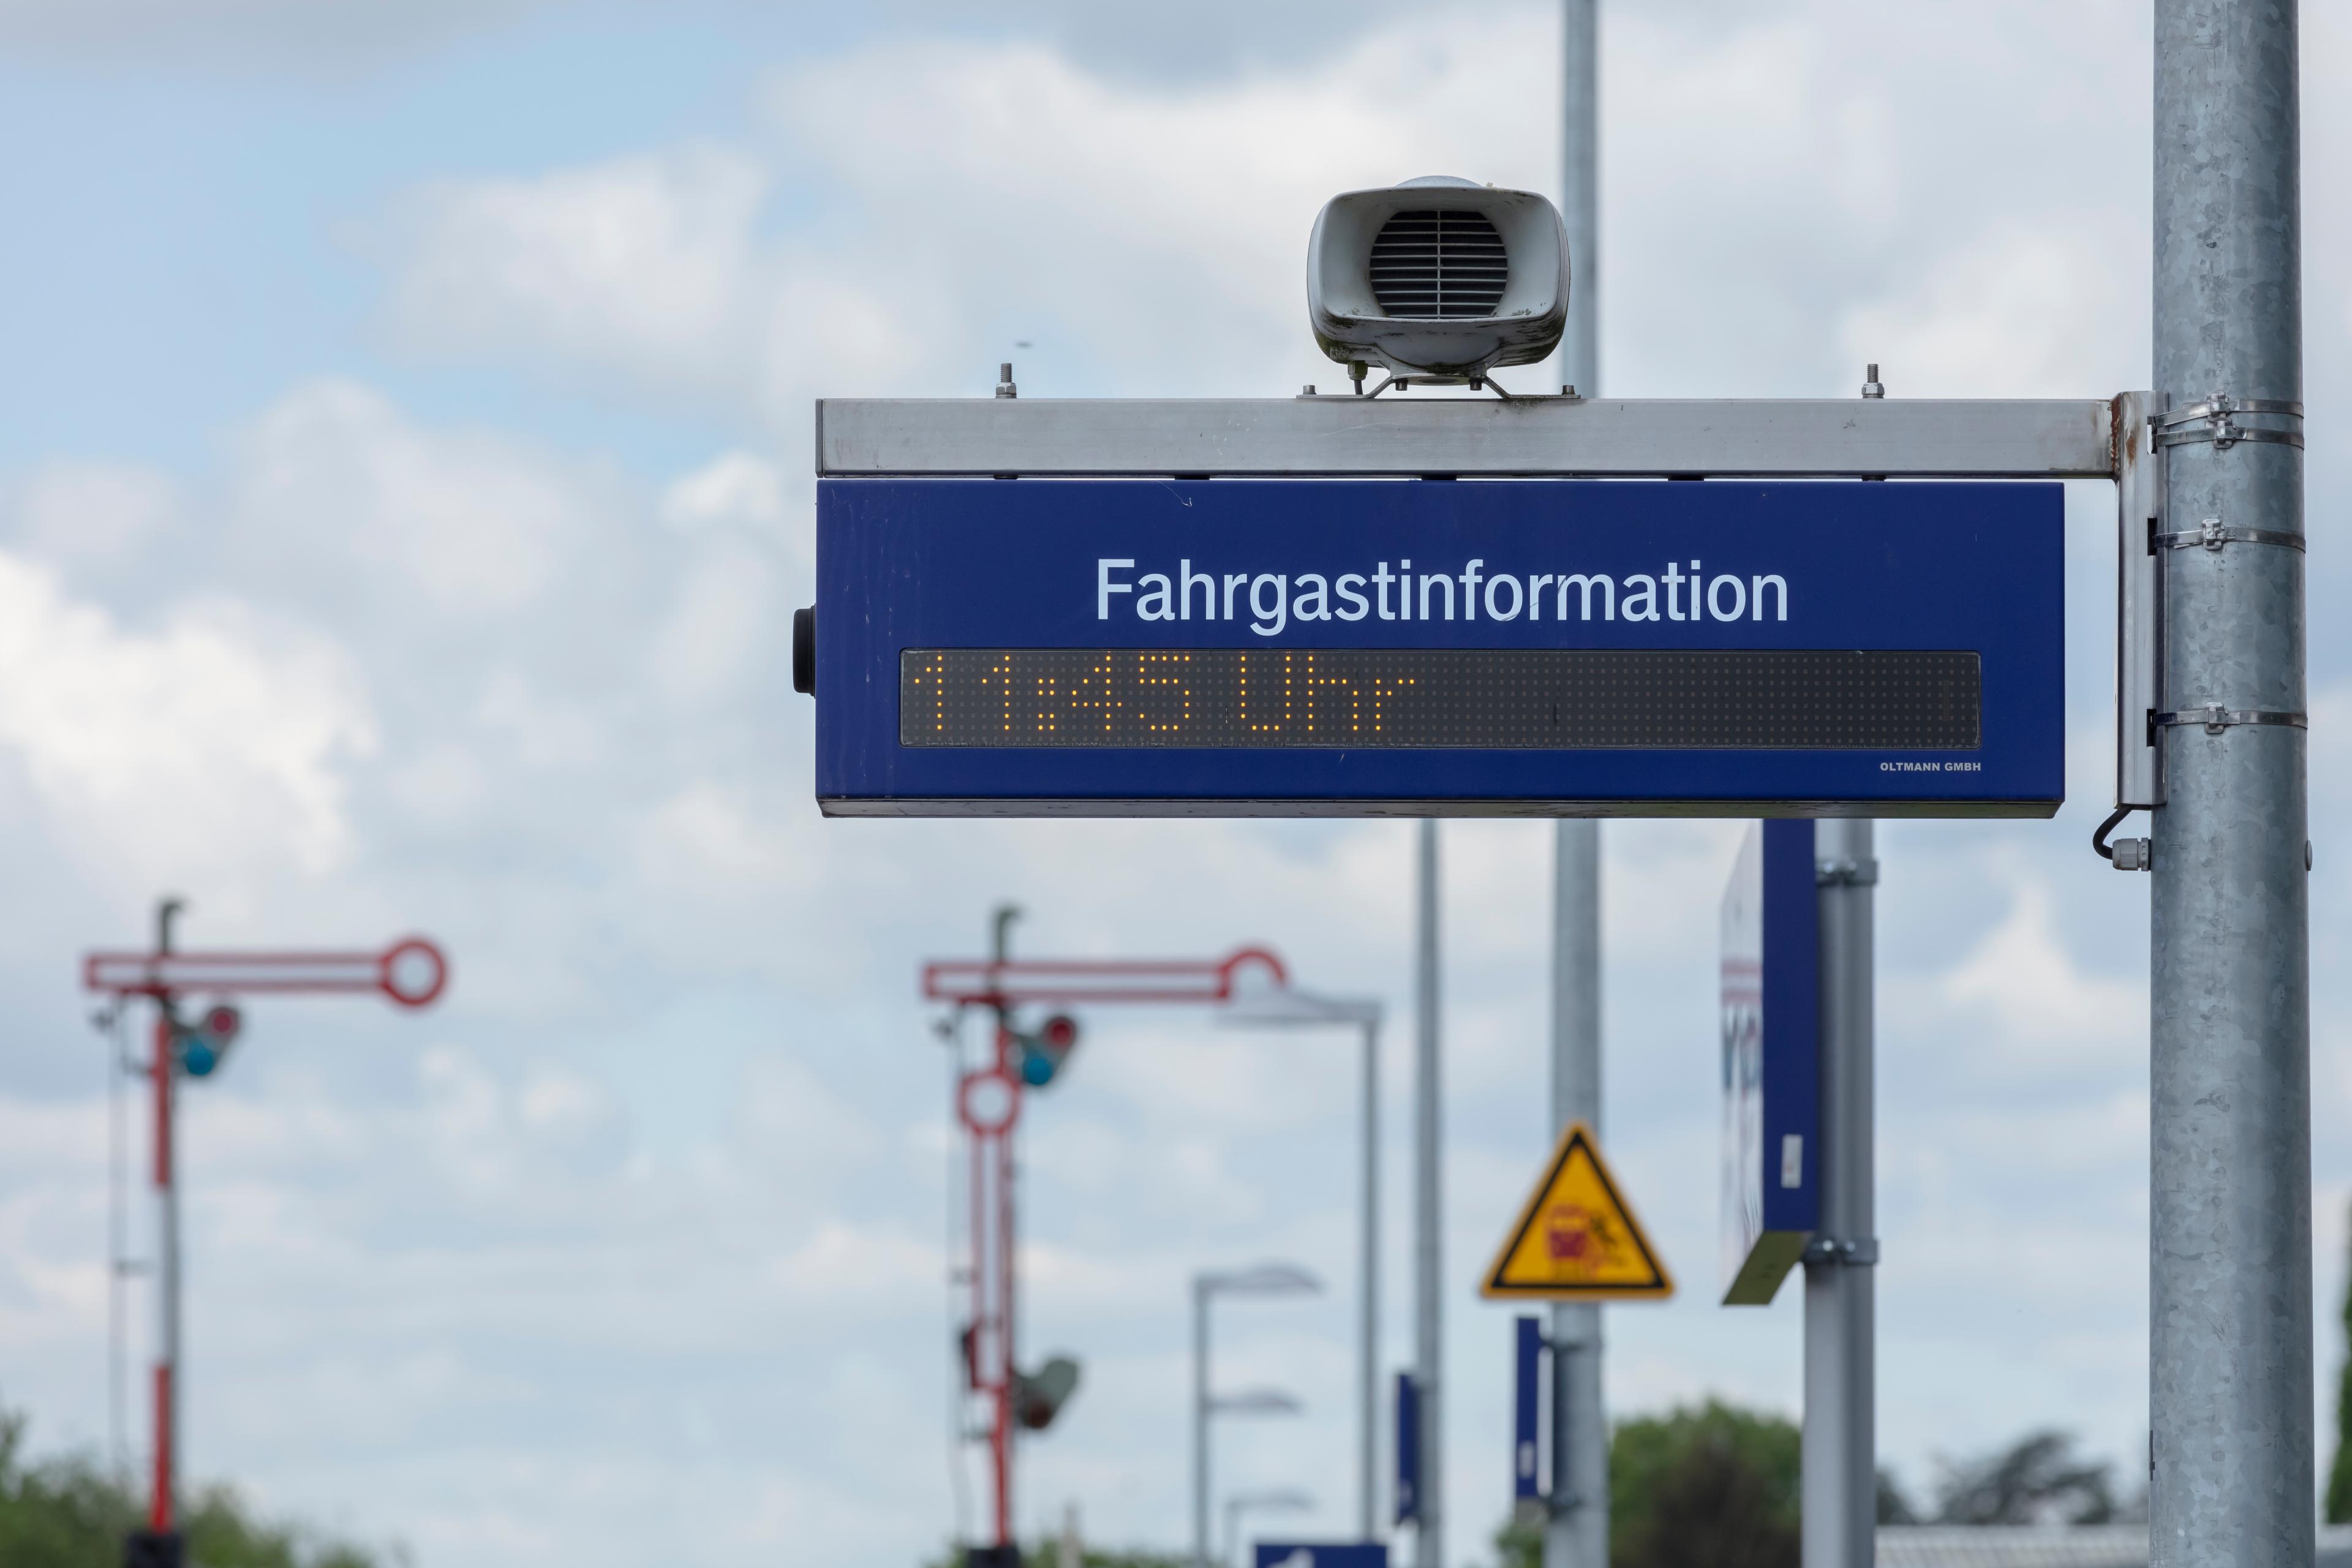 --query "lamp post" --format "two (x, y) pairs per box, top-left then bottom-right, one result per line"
(1218, 989), (1384, 1539)
(1224, 1488), (1314, 1568)
(1193, 1264), (1321, 1568)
